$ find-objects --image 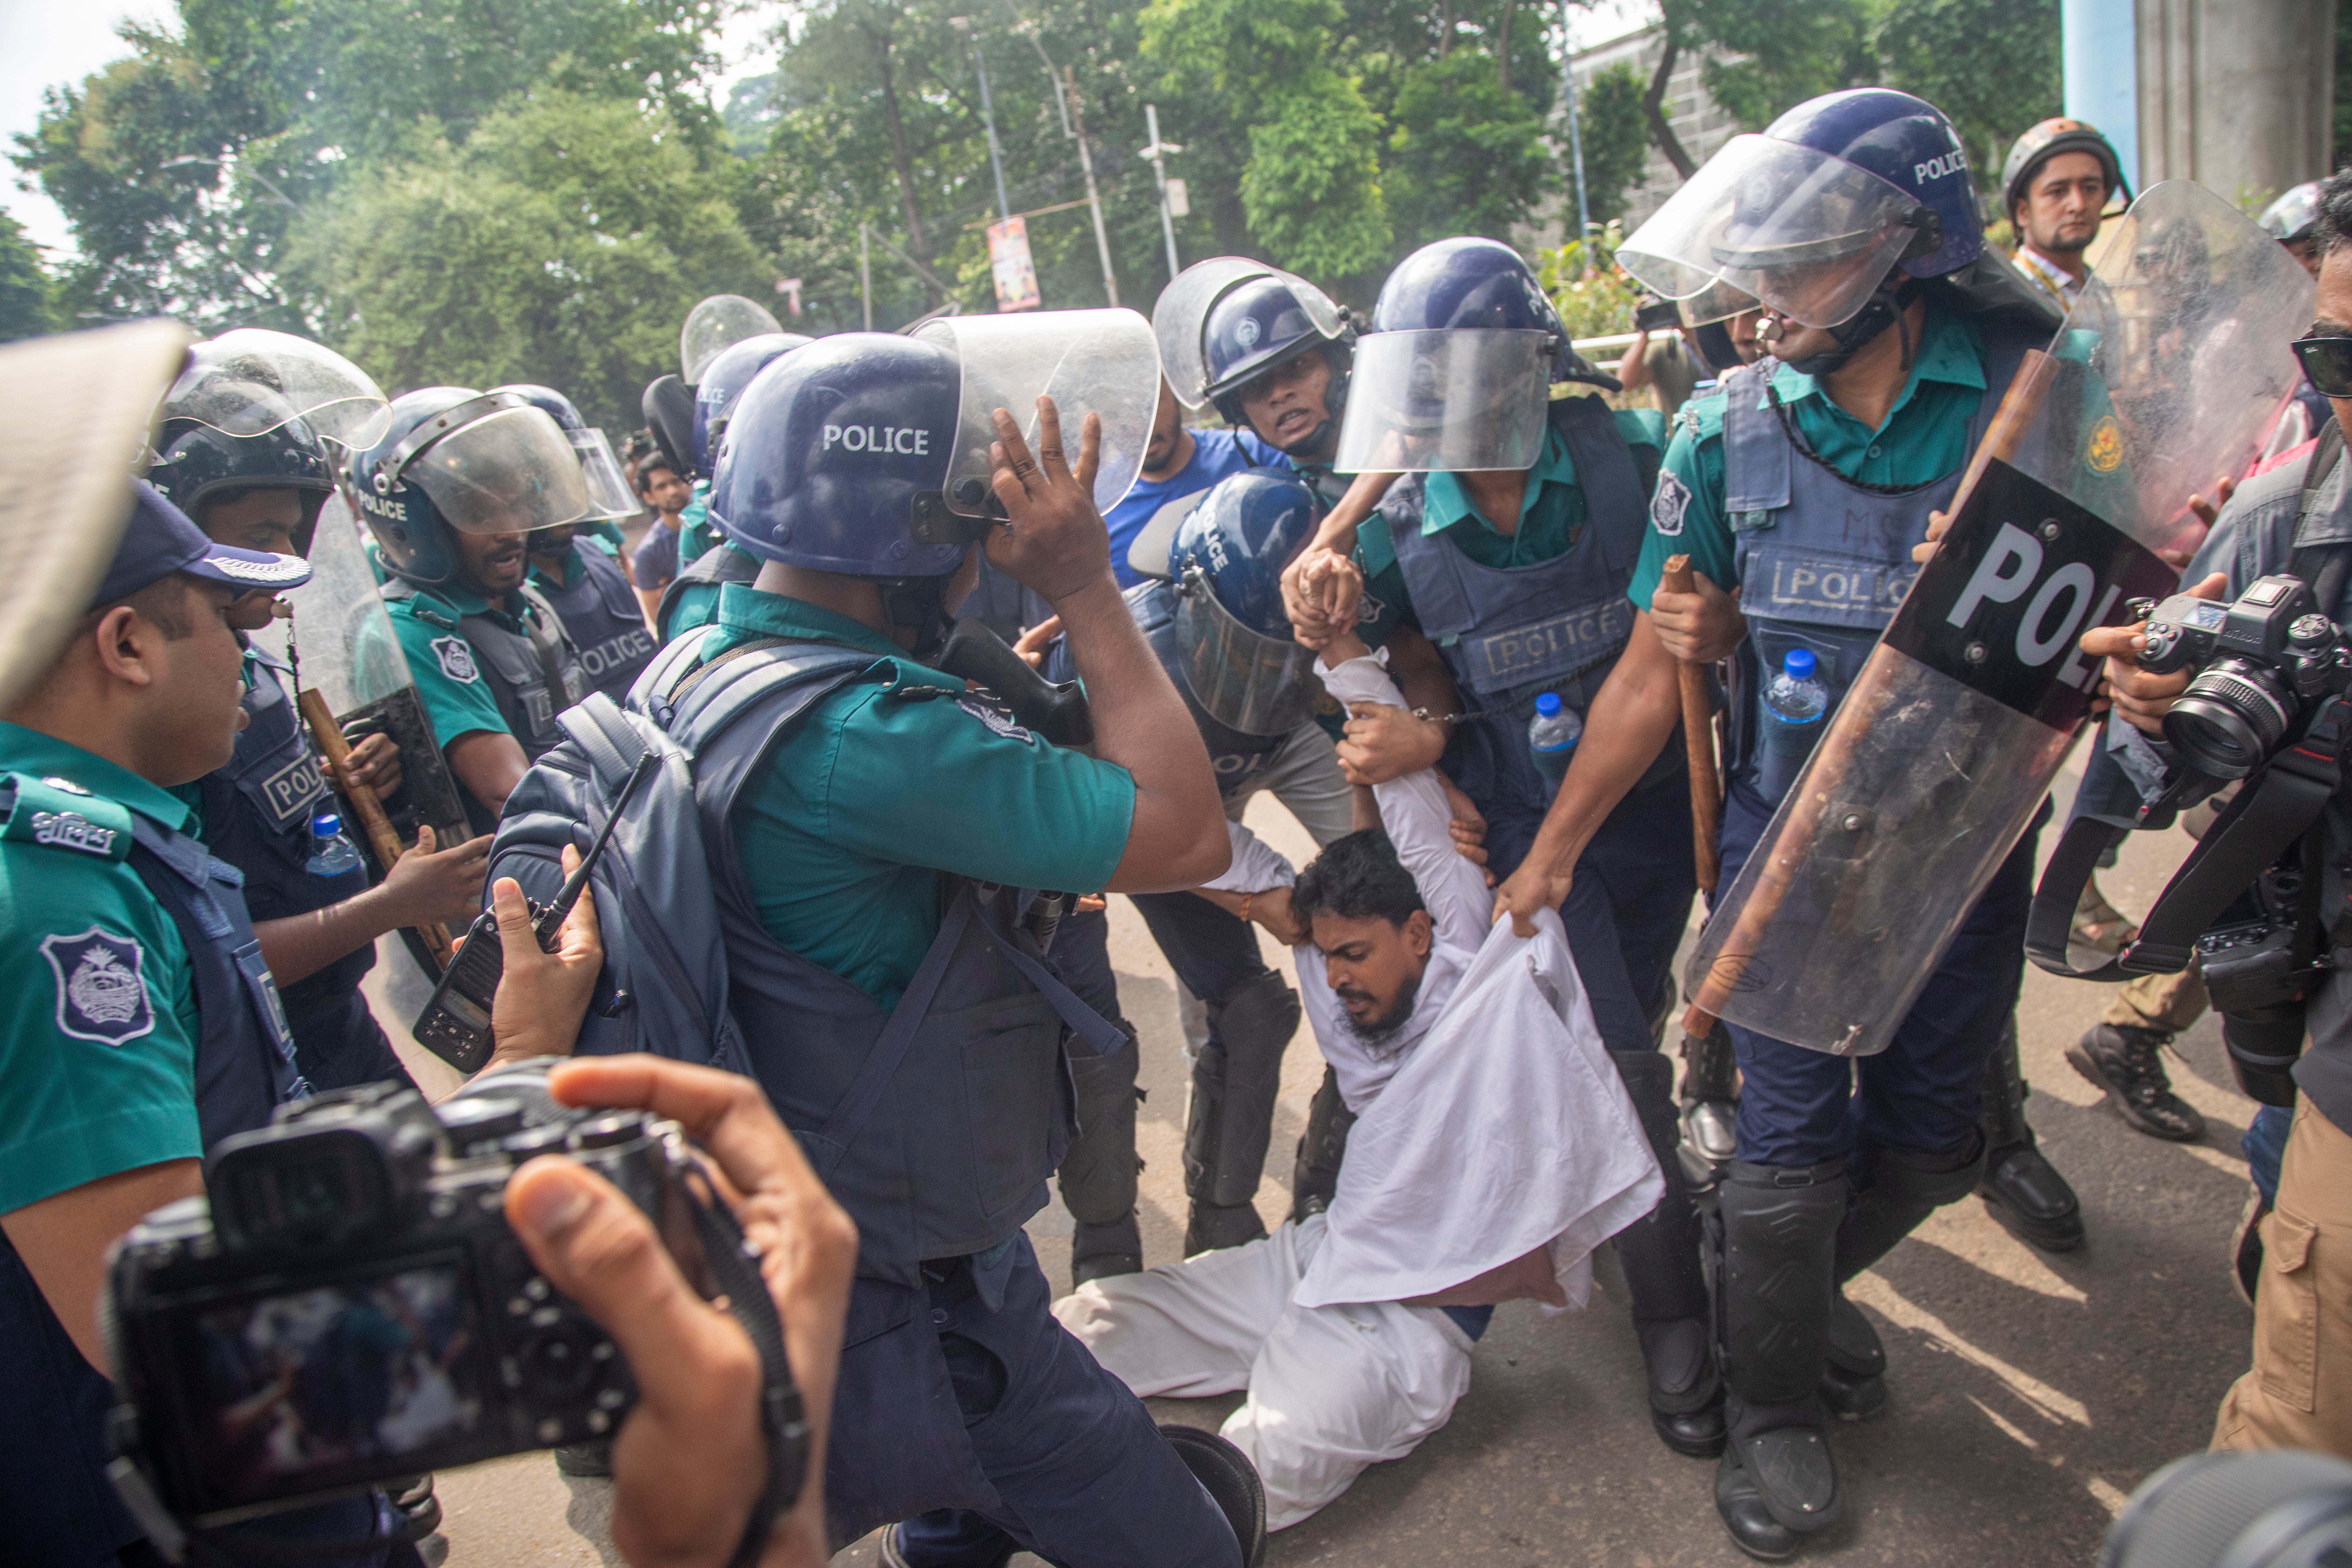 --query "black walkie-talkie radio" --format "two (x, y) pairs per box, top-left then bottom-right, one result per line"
(413, 753), (653, 1072)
